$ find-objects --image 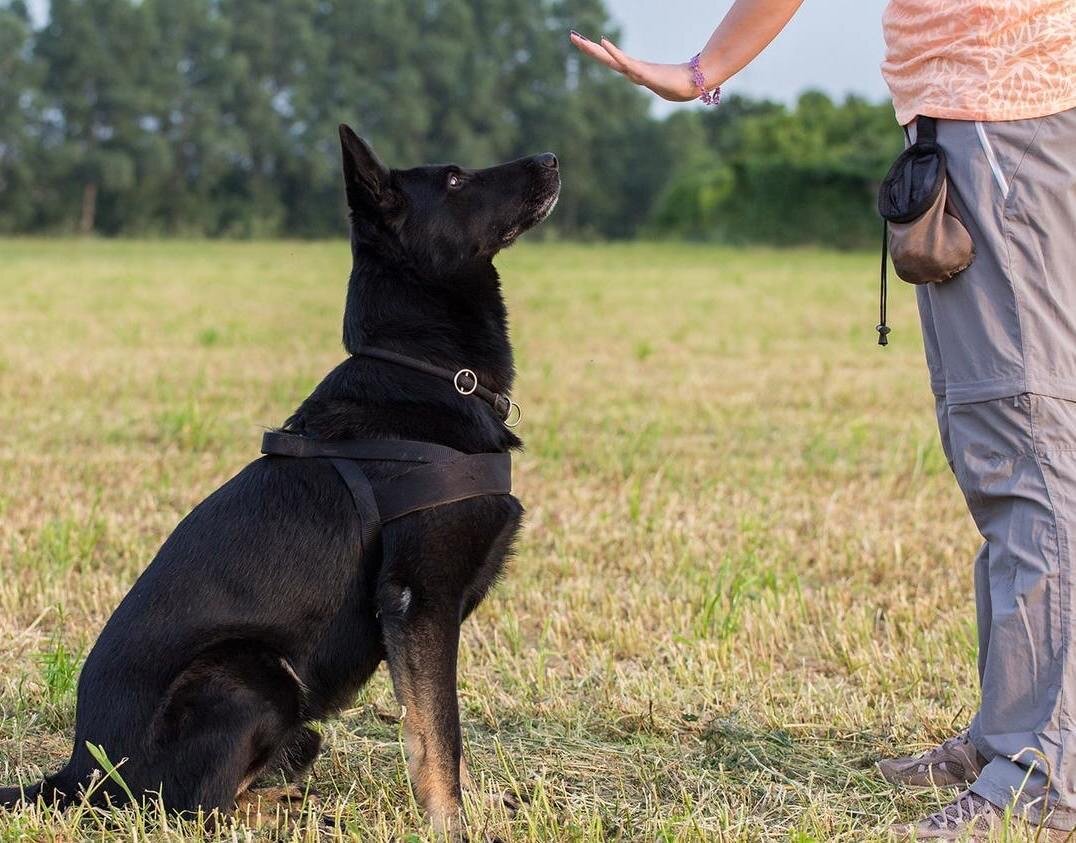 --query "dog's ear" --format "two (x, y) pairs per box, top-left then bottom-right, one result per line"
(339, 124), (390, 212)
